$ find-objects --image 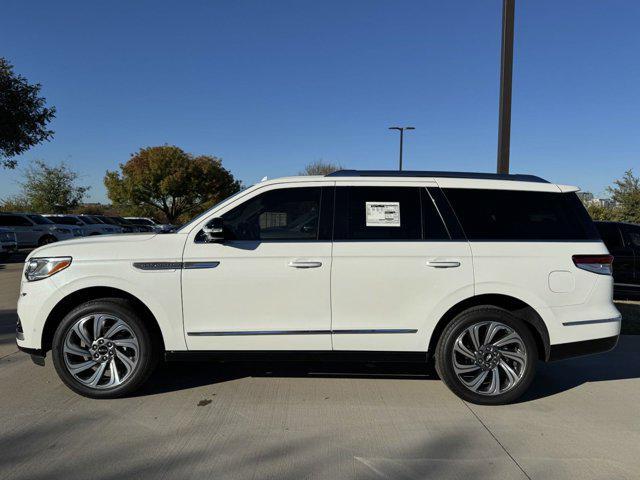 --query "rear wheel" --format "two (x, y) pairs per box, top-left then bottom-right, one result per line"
(51, 298), (159, 398)
(435, 306), (537, 405)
